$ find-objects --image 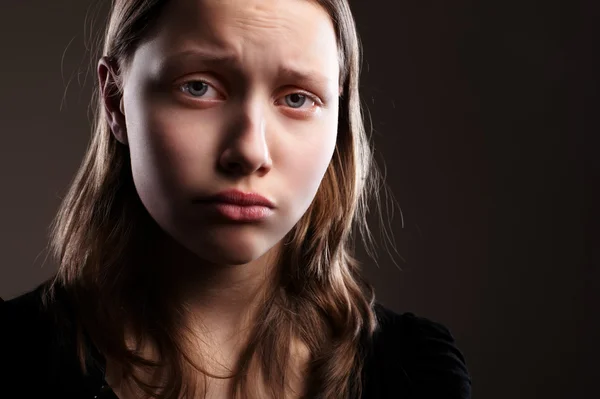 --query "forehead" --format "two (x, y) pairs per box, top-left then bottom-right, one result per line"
(134, 0), (339, 87)
(159, 0), (334, 48)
